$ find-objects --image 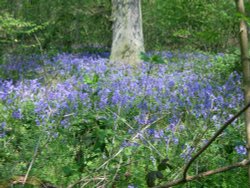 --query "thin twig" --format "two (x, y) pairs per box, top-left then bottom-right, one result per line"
(111, 156), (122, 183)
(96, 148), (124, 171)
(154, 159), (250, 188)
(22, 135), (51, 186)
(106, 108), (166, 156)
(67, 176), (89, 188)
(63, 113), (75, 117)
(111, 105), (121, 150)
(22, 137), (41, 185)
(182, 102), (250, 180)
